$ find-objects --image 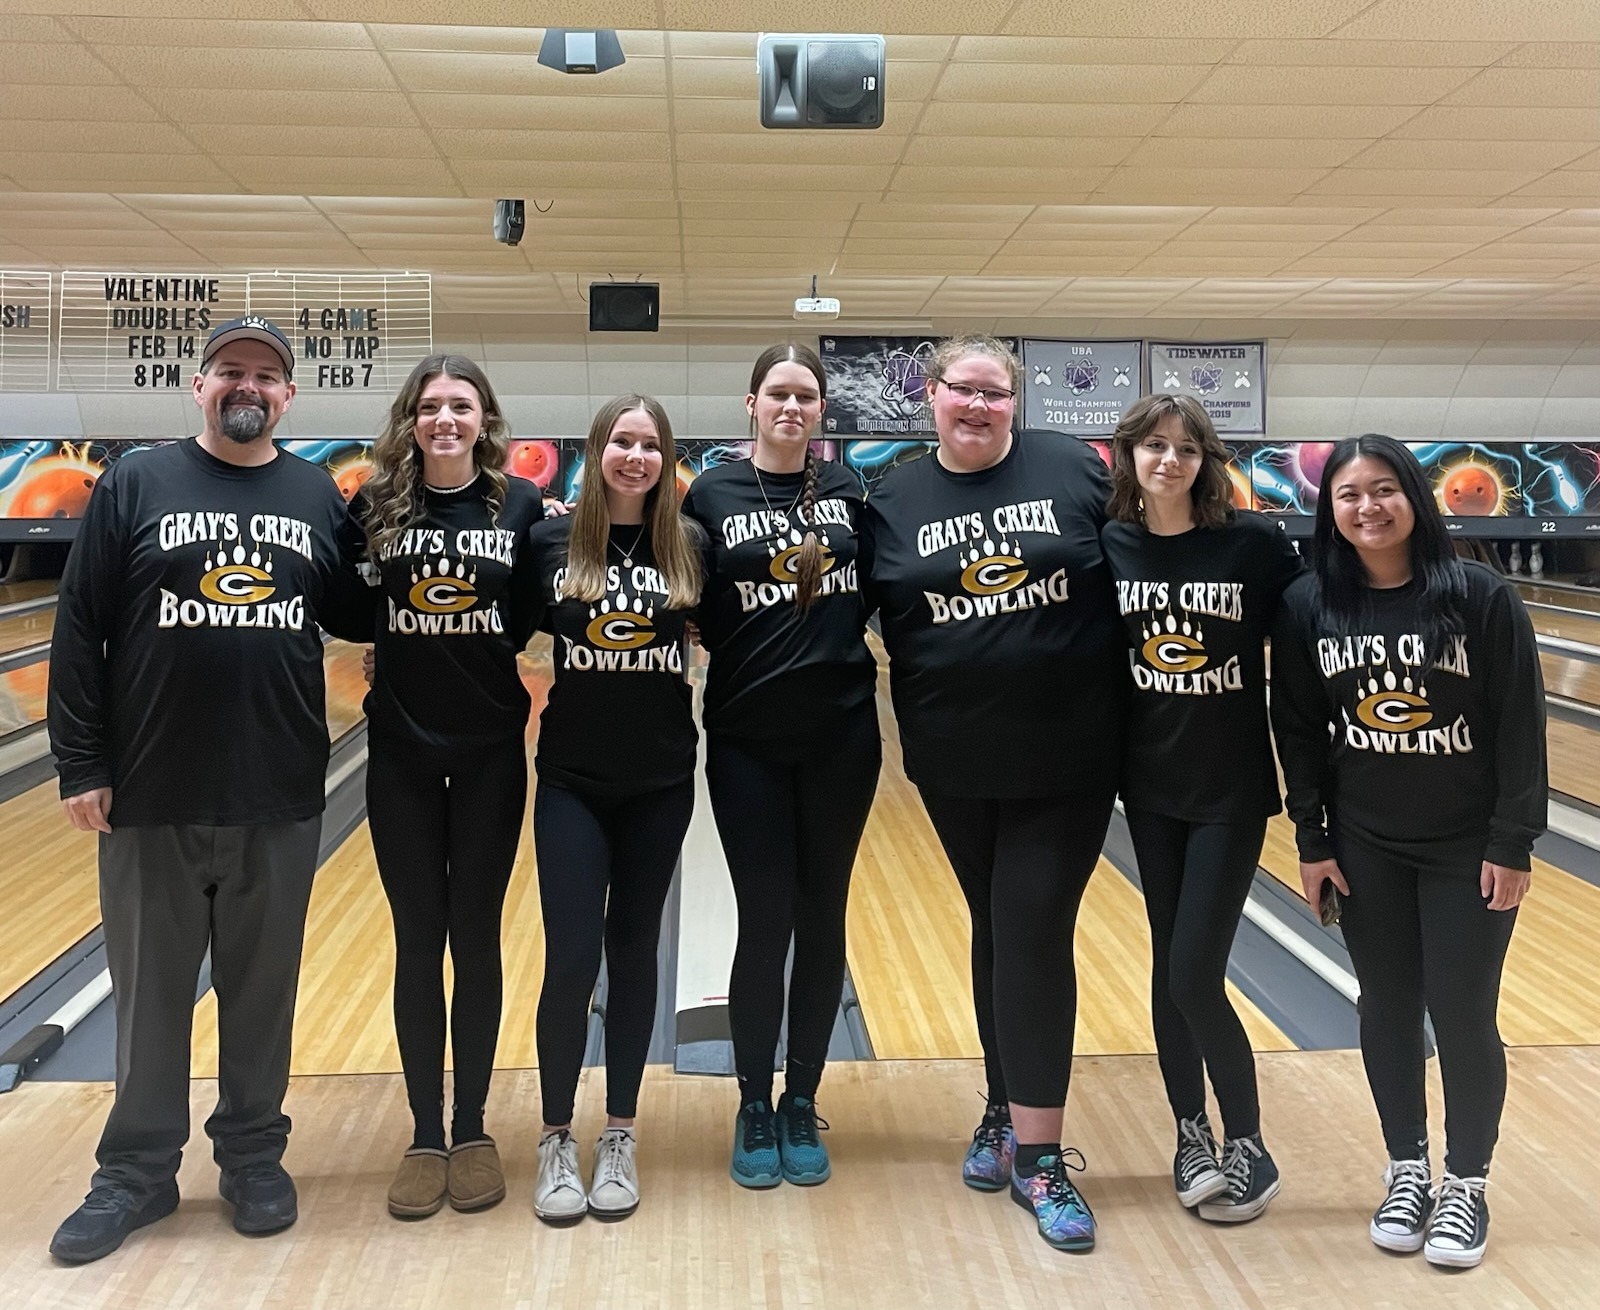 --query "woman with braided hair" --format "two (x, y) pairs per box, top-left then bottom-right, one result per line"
(681, 343), (880, 1189)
